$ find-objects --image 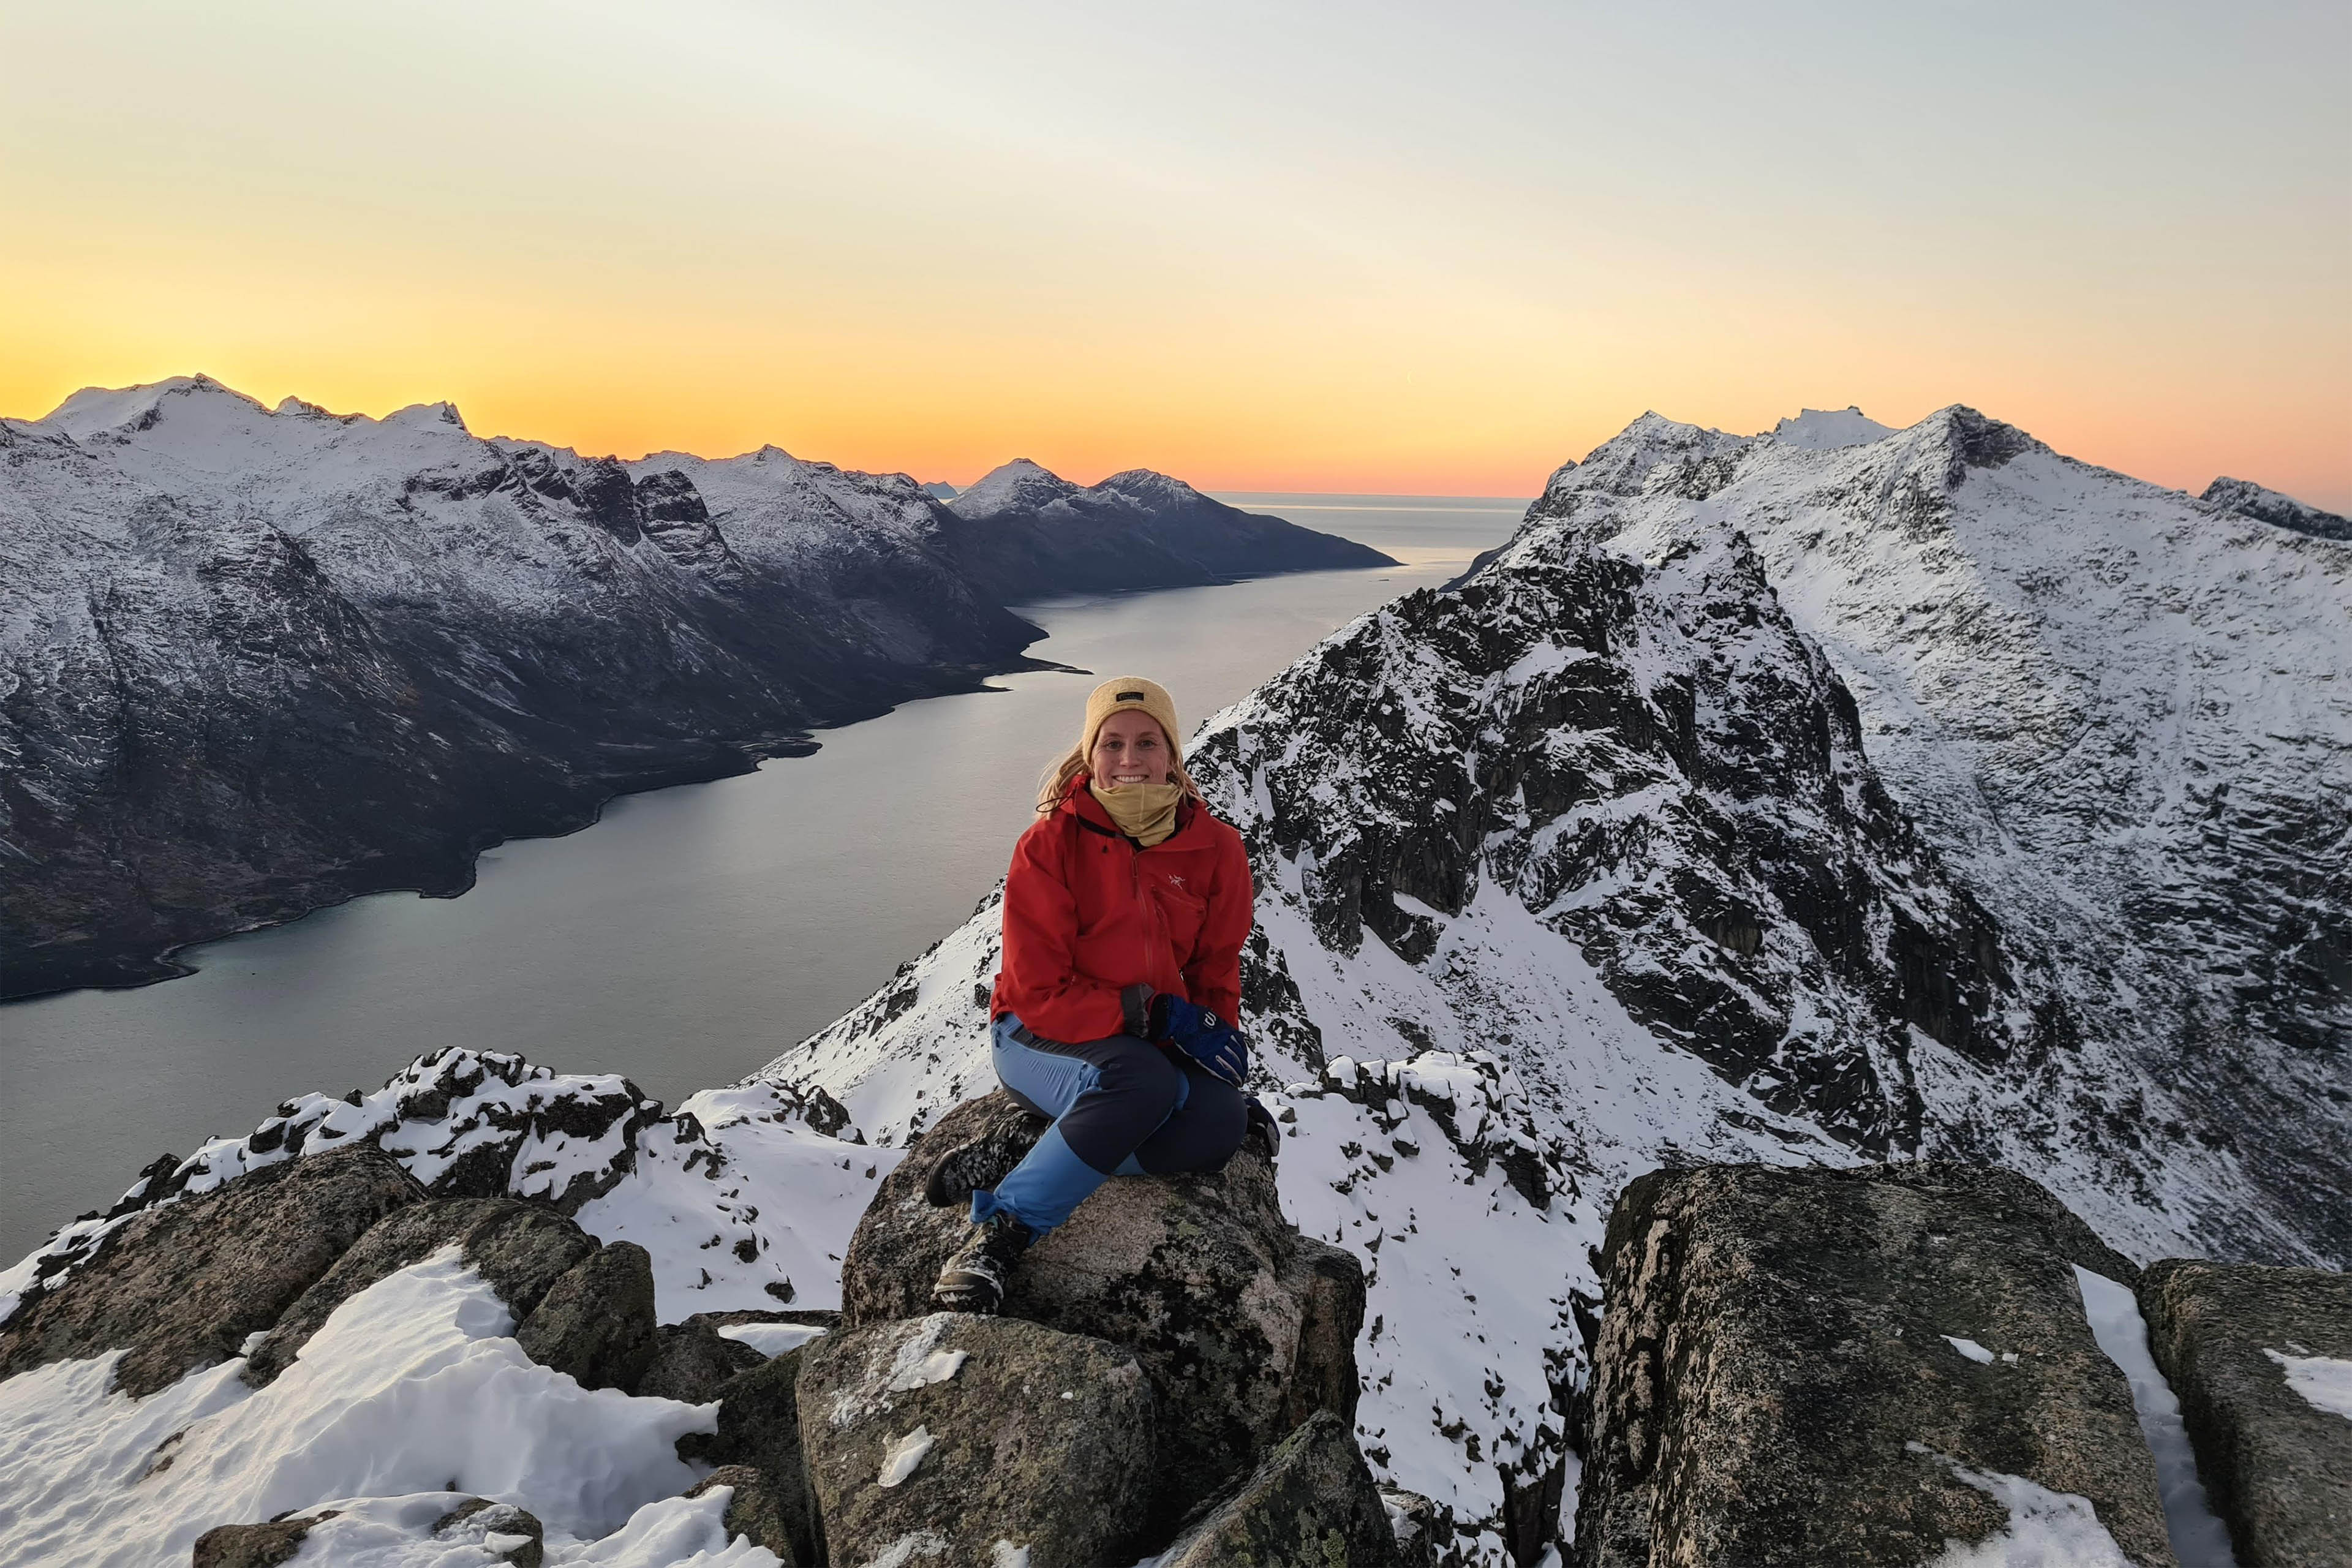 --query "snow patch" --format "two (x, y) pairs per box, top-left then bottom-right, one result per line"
(2071, 1267), (2239, 1567)
(878, 1425), (936, 1487)
(1907, 1444), (2136, 1567)
(2264, 1348), (2352, 1421)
